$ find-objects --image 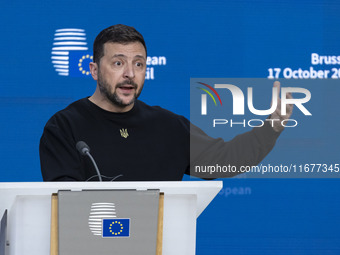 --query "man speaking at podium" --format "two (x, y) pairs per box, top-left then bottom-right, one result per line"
(39, 24), (292, 181)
